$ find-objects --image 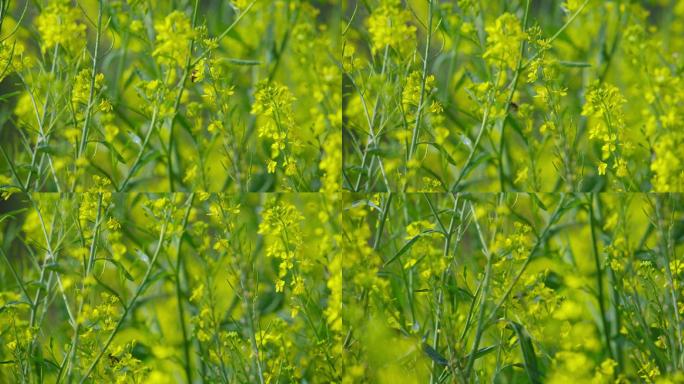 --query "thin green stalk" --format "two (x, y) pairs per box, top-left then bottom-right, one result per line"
(59, 194), (105, 383)
(191, 0), (257, 66)
(373, 193), (393, 249)
(167, 0), (200, 192)
(430, 195), (460, 384)
(174, 193), (196, 384)
(344, 193), (393, 350)
(588, 194), (615, 361)
(76, 0), (104, 161)
(118, 104), (160, 191)
(601, 196), (624, 372)
(464, 201), (493, 381)
(25, 44), (61, 191)
(407, 0), (434, 161)
(498, 0), (530, 191)
(24, 195), (60, 381)
(238, 246), (265, 384)
(521, 0), (591, 71)
(655, 195), (683, 370)
(0, 144), (26, 192)
(352, 46), (390, 191)
(484, 194), (567, 326)
(79, 212), (170, 383)
(0, 247), (31, 305)
(450, 96), (492, 191)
